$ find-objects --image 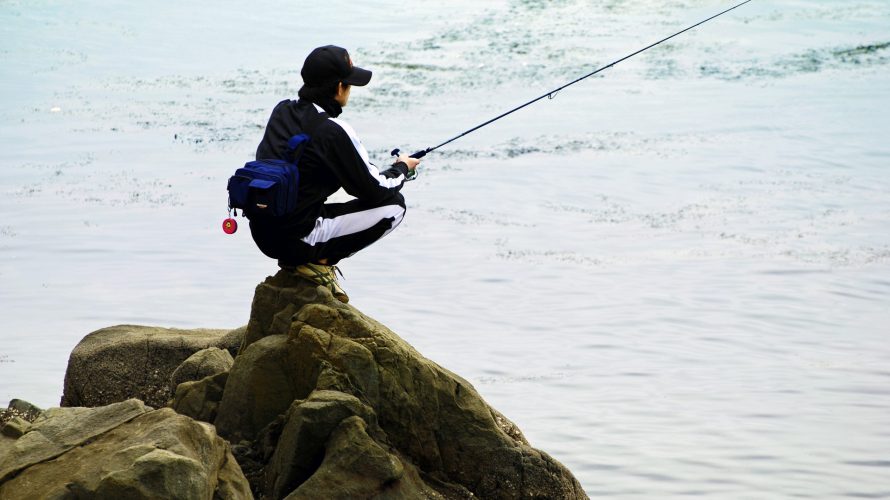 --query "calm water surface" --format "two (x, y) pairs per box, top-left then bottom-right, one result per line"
(2, 1), (889, 497)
